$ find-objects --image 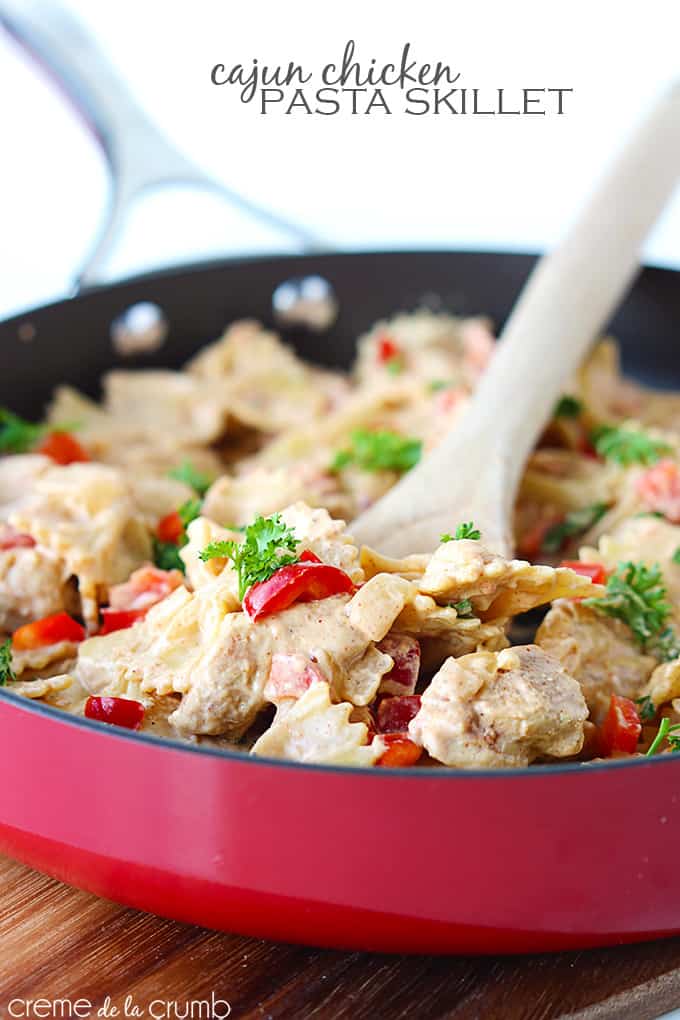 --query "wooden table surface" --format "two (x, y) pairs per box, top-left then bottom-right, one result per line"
(2, 855), (680, 1020)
